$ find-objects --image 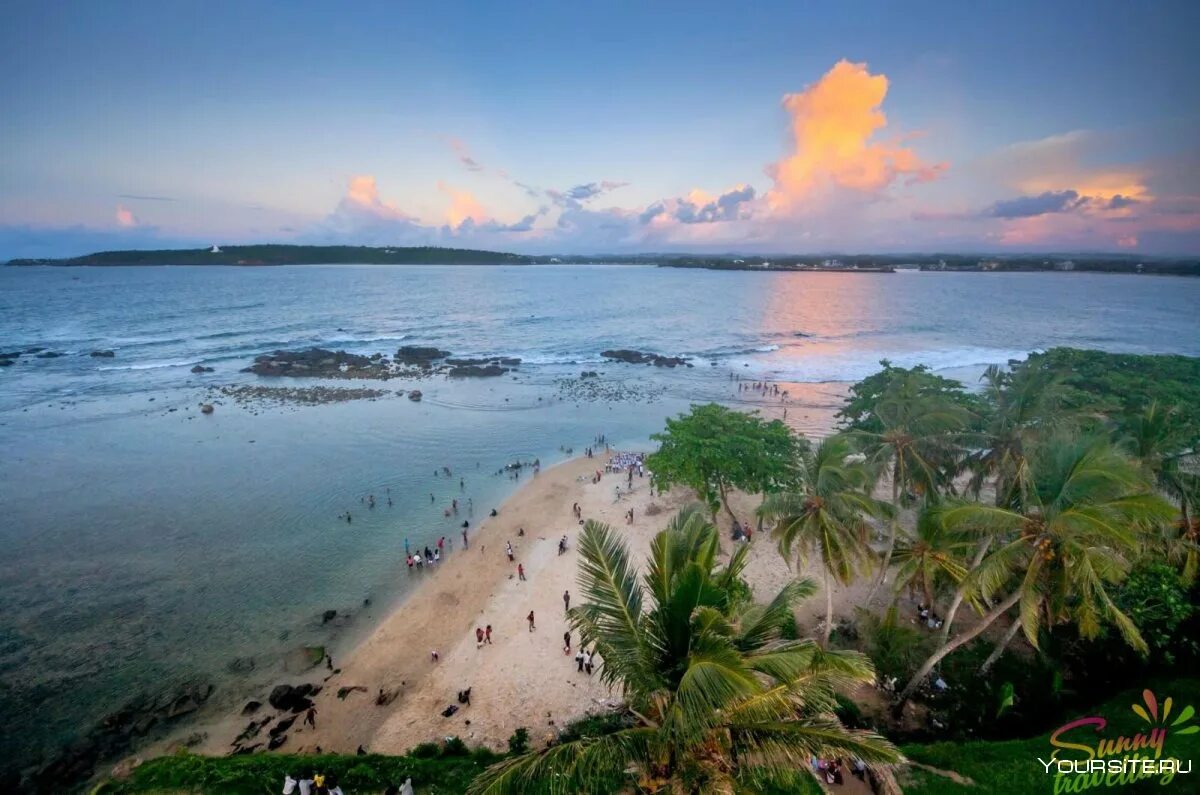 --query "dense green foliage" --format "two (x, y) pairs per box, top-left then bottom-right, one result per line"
(900, 678), (1200, 794)
(7, 244), (533, 267)
(647, 403), (801, 521)
(96, 745), (503, 794)
(468, 507), (898, 794)
(836, 361), (985, 433)
(1023, 347), (1200, 438)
